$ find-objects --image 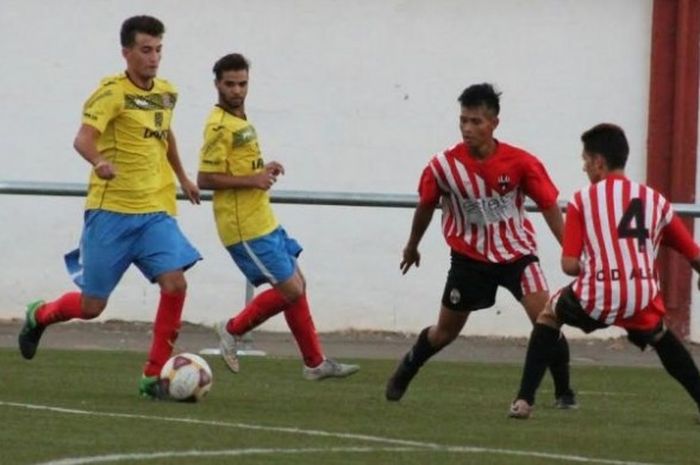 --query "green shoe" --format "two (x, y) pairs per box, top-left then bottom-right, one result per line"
(139, 375), (169, 400)
(18, 300), (45, 360)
